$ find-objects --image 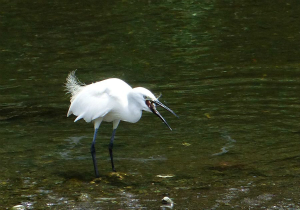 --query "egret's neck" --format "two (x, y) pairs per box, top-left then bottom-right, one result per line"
(124, 90), (144, 123)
